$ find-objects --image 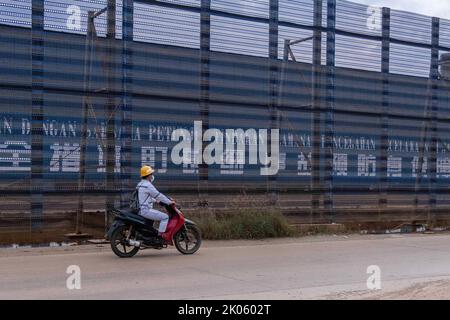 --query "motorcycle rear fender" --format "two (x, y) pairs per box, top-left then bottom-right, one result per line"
(105, 220), (126, 240)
